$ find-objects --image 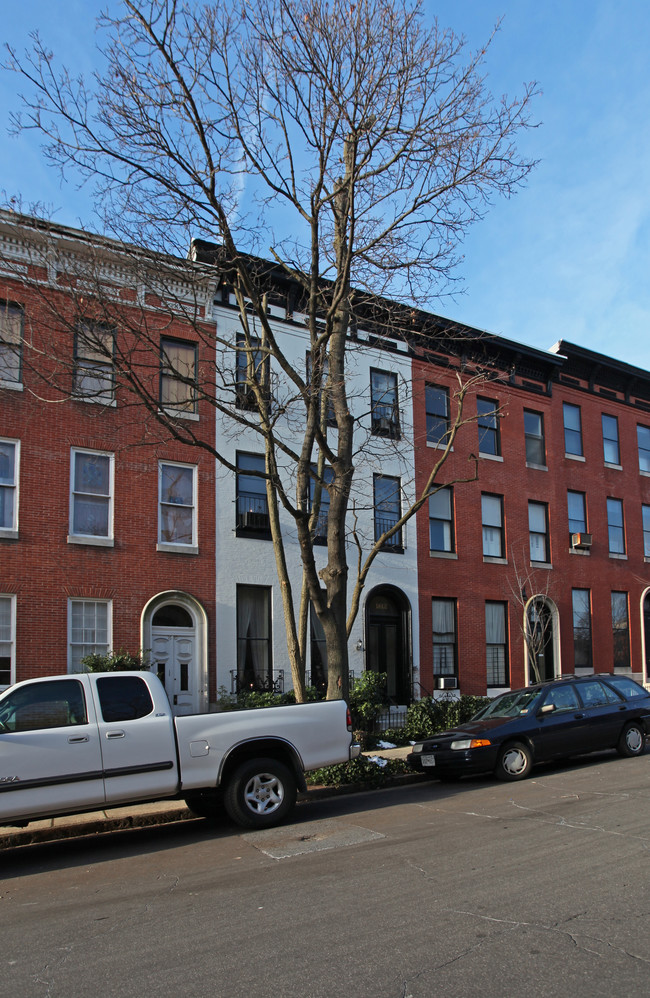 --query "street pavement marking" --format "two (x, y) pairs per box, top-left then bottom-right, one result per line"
(244, 818), (385, 859)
